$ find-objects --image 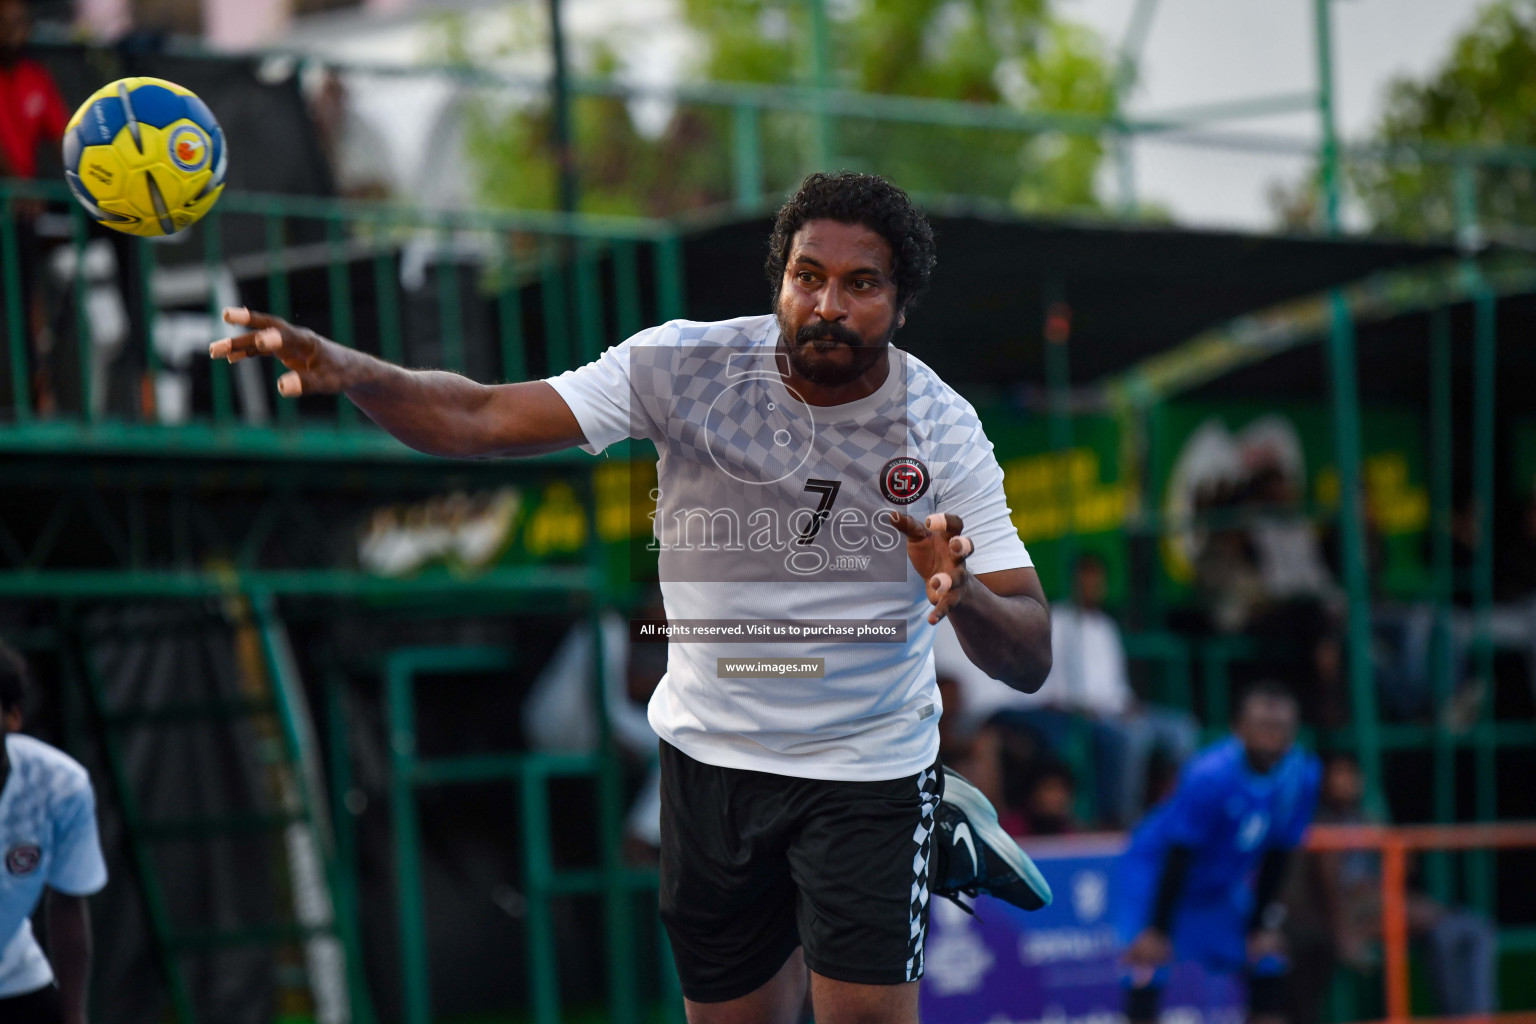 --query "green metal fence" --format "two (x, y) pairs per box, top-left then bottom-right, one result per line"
(9, 8), (1536, 1015)
(0, 178), (686, 455)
